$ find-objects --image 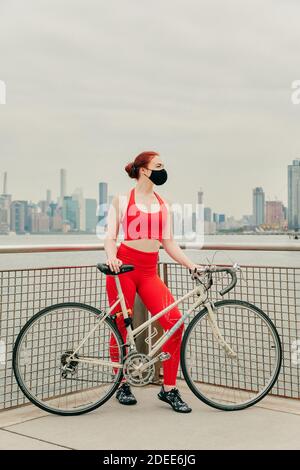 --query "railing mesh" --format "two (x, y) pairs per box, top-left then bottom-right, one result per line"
(0, 266), (108, 410)
(0, 262), (299, 411)
(162, 263), (300, 399)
